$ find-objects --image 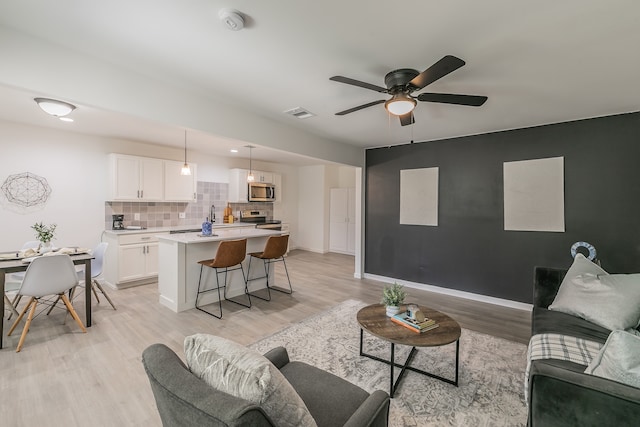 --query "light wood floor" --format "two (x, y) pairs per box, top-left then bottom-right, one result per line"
(1, 250), (531, 426)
